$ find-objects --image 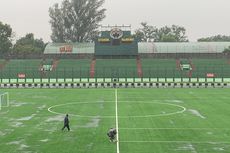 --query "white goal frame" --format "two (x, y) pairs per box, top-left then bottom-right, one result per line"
(0, 92), (9, 110)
